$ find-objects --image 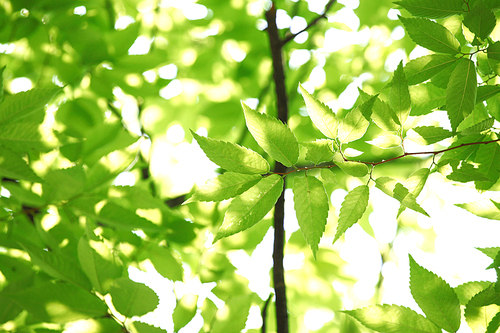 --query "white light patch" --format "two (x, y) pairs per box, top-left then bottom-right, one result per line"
(113, 172), (136, 186)
(304, 309), (335, 331)
(115, 15), (135, 30)
(338, 0), (360, 10)
(159, 64), (178, 80)
(73, 6), (86, 15)
(290, 16), (307, 34)
(385, 48), (406, 72)
(166, 124), (185, 144)
(160, 79), (183, 100)
(391, 26), (405, 40)
(10, 77), (32, 93)
(309, 66), (326, 87)
(128, 36), (152, 55)
(330, 7), (360, 31)
(182, 3), (208, 20)
(276, 9), (292, 29)
(289, 49), (311, 69)
(387, 8), (401, 20)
